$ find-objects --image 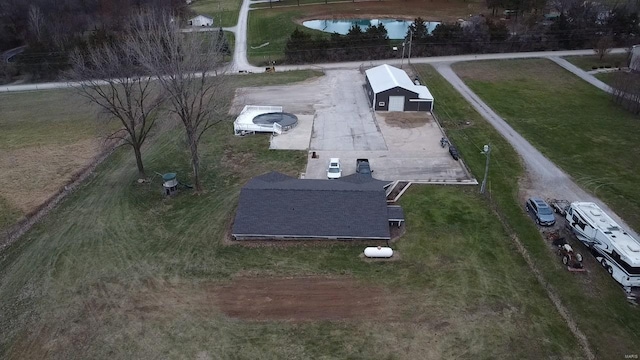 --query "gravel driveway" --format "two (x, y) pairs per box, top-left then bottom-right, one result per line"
(434, 62), (639, 239)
